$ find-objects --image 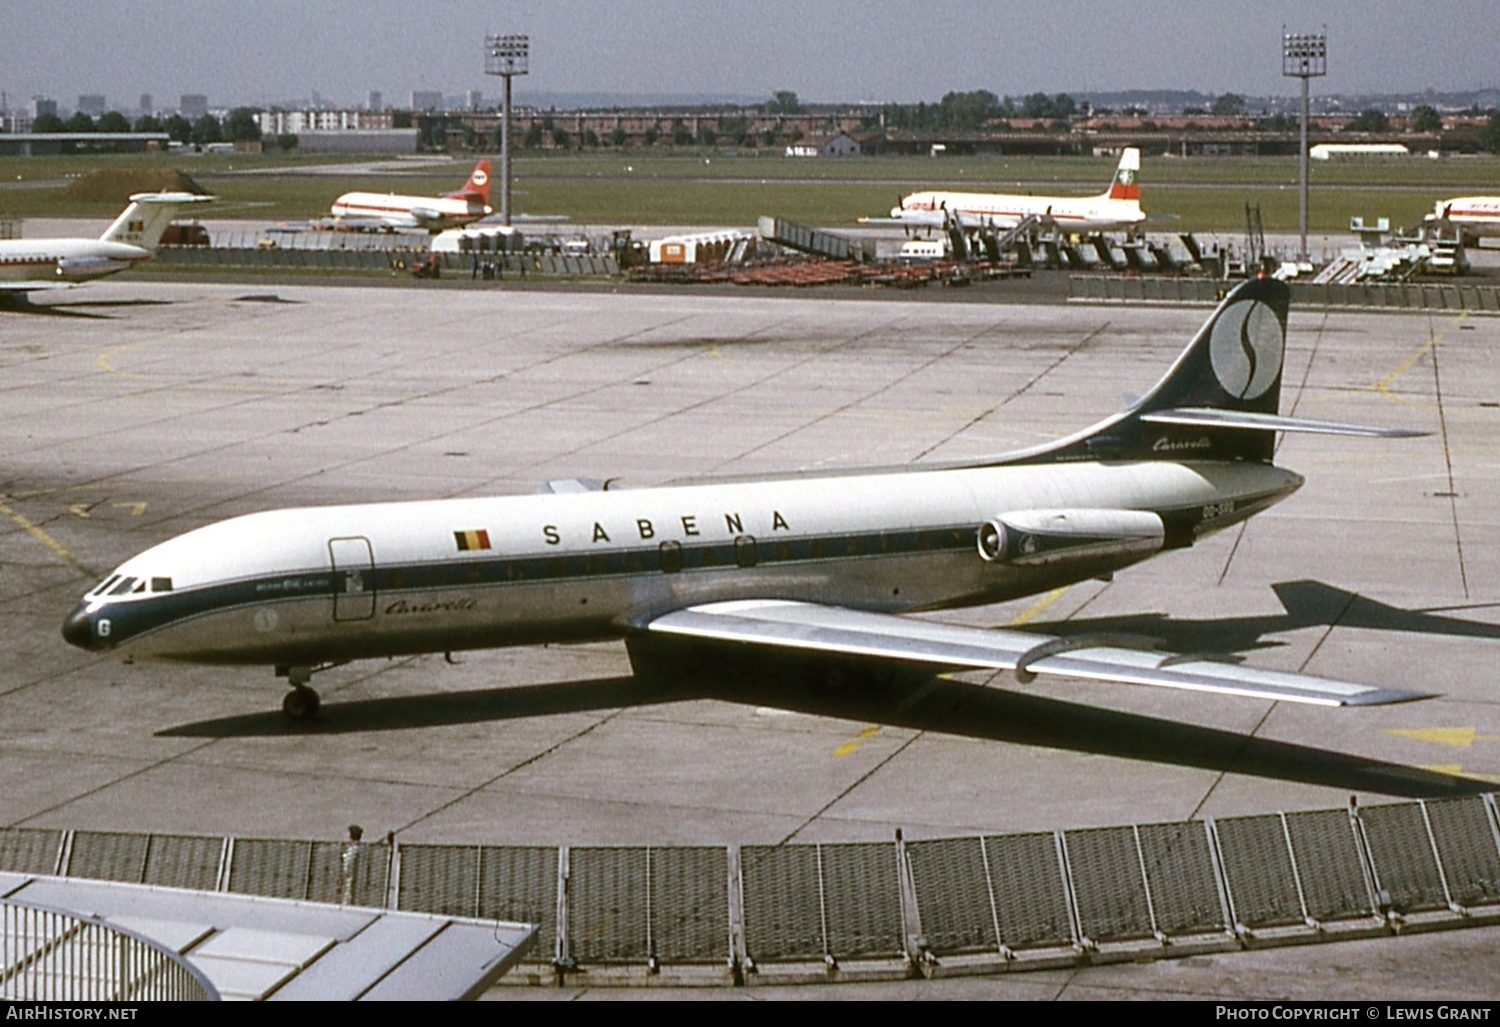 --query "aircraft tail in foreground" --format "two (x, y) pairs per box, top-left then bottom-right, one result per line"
(998, 275), (1421, 468)
(98, 192), (213, 251)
